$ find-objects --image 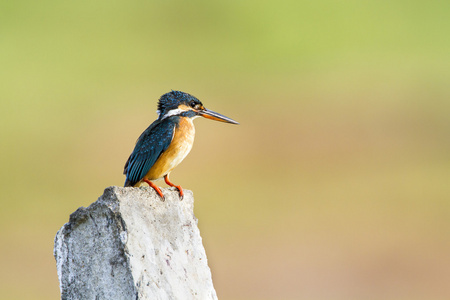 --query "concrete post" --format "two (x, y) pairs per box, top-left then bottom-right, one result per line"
(54, 186), (217, 300)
